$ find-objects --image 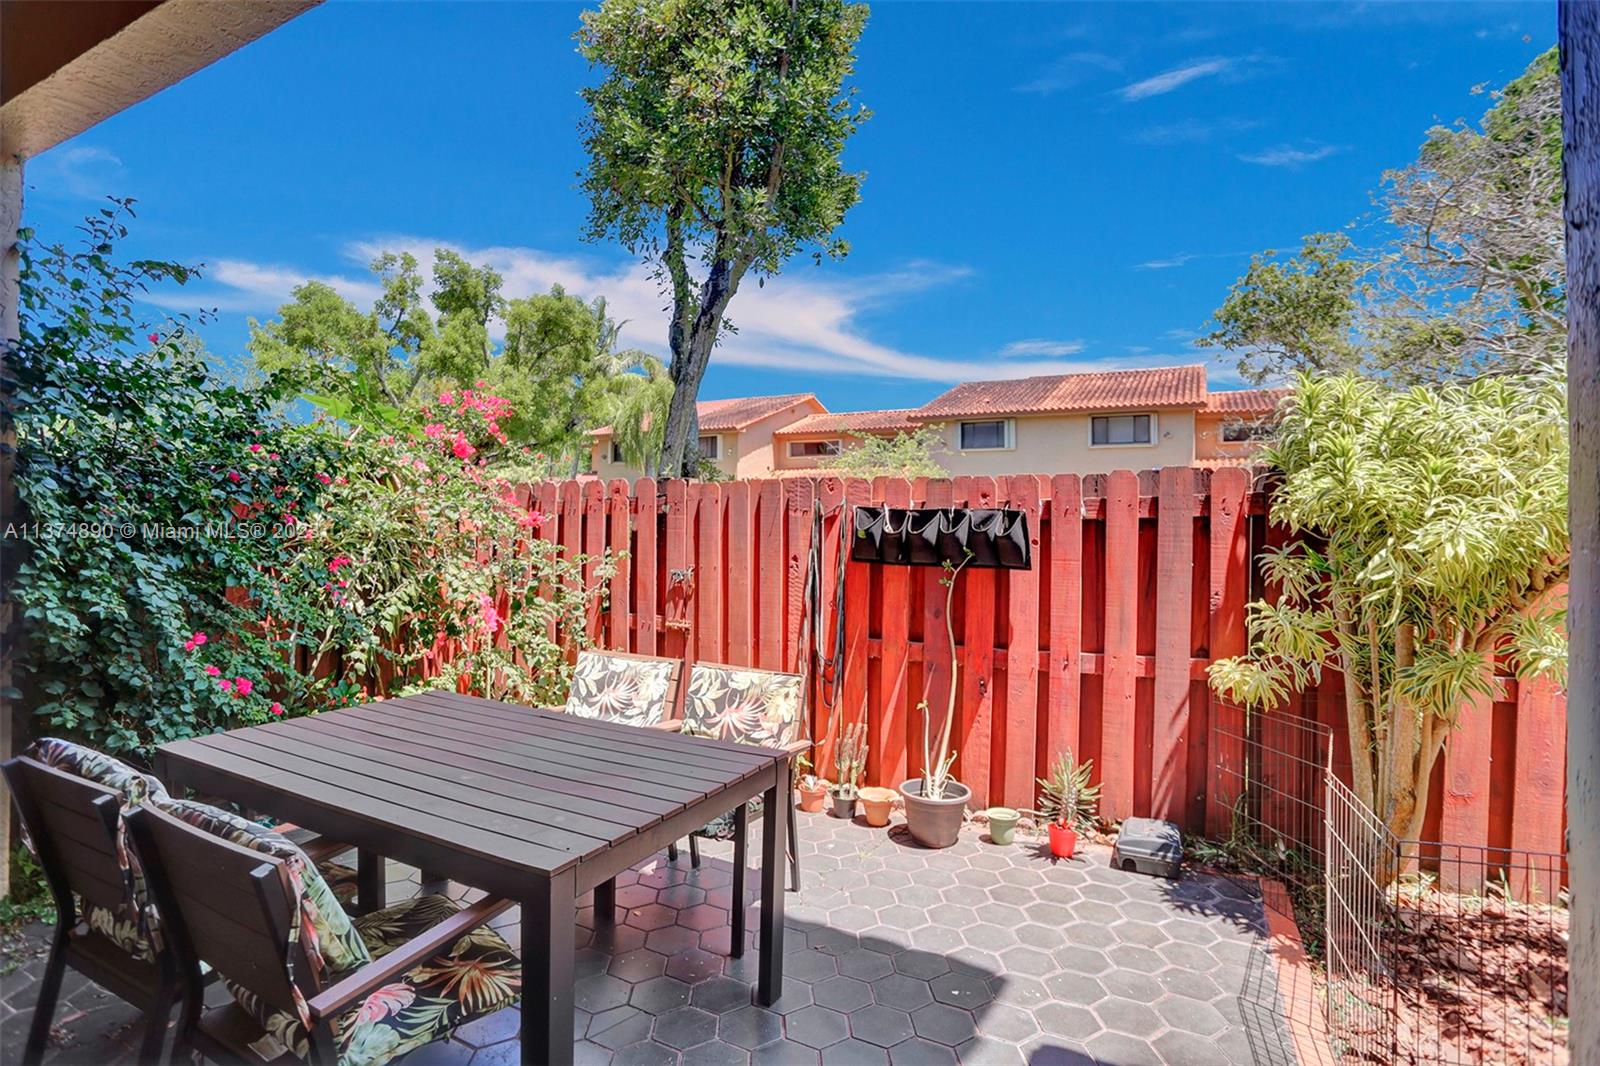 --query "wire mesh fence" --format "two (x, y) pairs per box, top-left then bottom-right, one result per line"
(1322, 789), (1570, 1065)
